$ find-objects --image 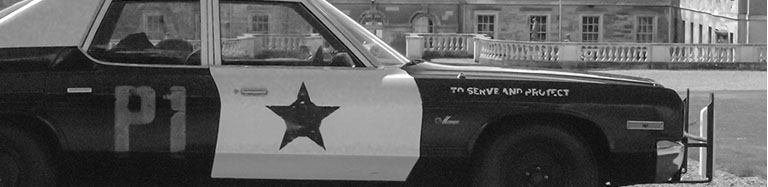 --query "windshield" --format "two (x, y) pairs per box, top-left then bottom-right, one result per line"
(0, 0), (35, 21)
(312, 0), (408, 67)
